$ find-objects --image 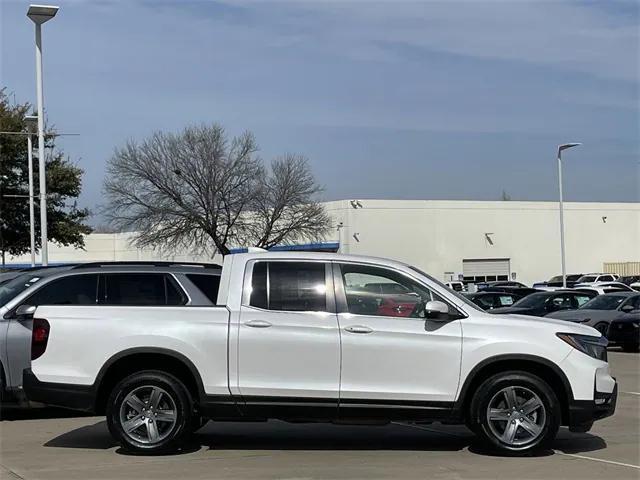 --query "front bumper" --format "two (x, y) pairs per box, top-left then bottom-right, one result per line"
(568, 381), (617, 432)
